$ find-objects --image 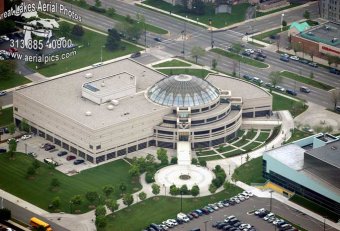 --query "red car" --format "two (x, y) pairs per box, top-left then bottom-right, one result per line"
(66, 155), (76, 161)
(6, 47), (18, 53)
